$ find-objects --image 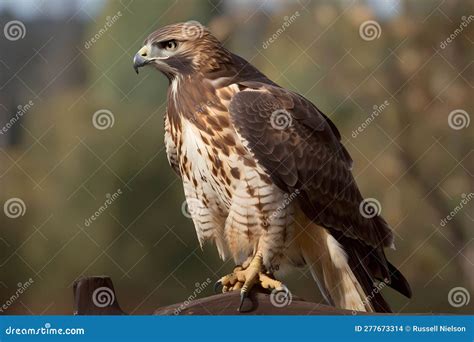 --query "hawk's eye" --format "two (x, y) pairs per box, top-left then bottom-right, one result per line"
(164, 40), (178, 51)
